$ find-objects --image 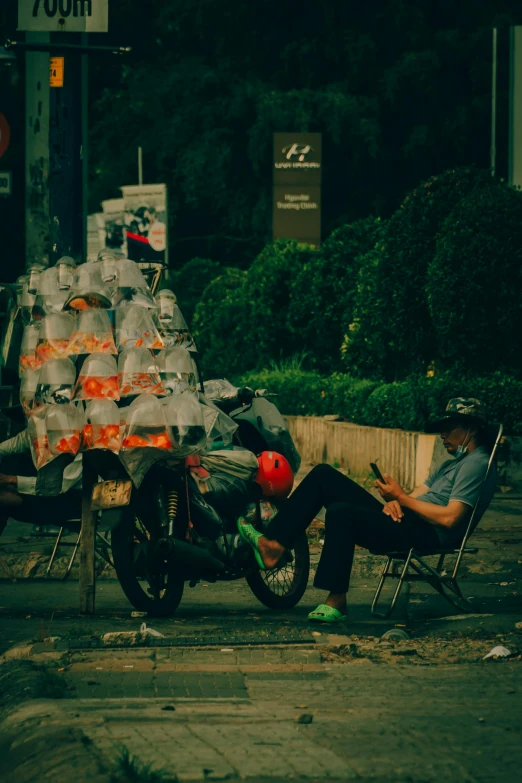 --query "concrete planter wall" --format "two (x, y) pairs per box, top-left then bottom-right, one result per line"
(285, 416), (522, 493)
